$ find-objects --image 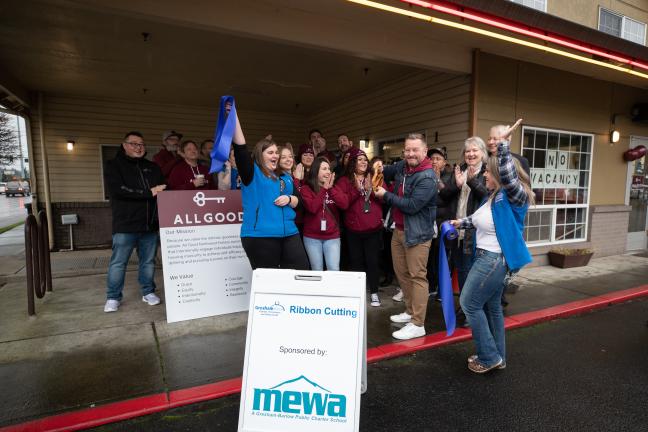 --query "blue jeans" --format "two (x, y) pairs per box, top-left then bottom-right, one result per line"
(106, 232), (158, 301)
(303, 237), (341, 271)
(459, 248), (508, 367)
